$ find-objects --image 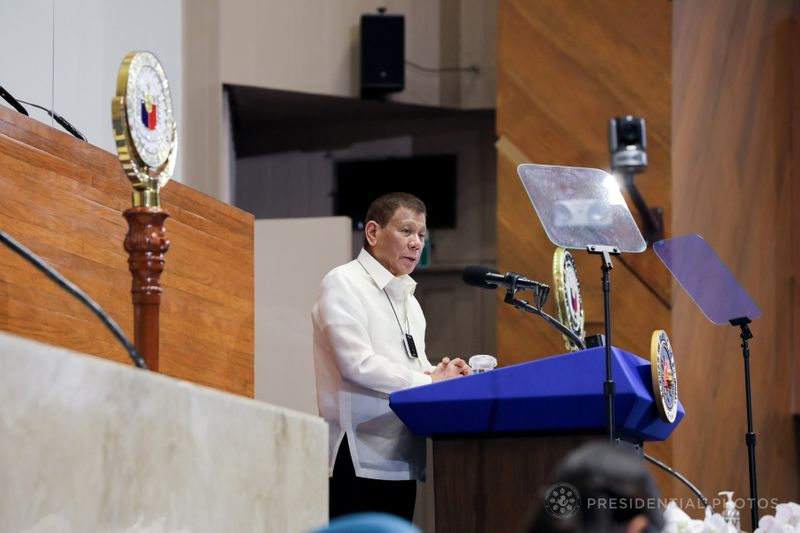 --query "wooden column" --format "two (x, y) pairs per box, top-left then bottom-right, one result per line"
(123, 207), (170, 371)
